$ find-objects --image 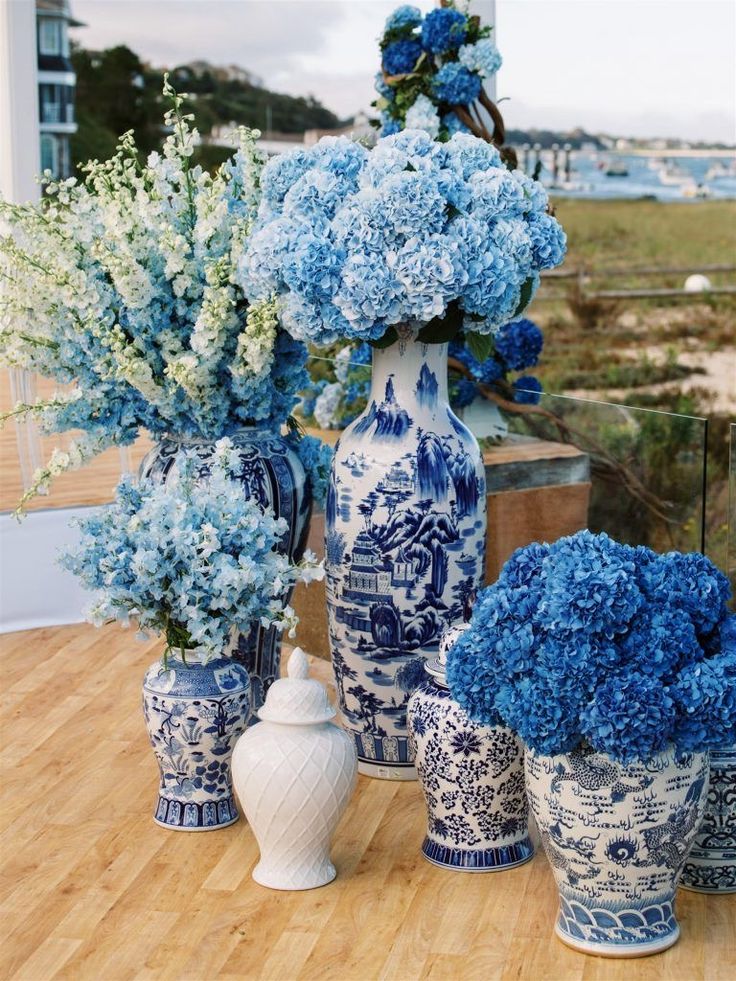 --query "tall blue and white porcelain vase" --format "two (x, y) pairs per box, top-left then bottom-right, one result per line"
(142, 649), (251, 831)
(680, 744), (736, 893)
(140, 428), (312, 712)
(325, 331), (487, 779)
(525, 745), (710, 957)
